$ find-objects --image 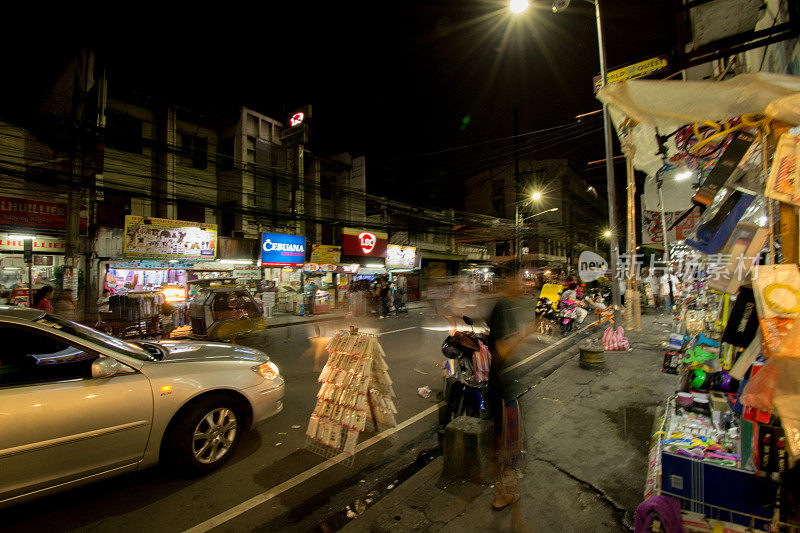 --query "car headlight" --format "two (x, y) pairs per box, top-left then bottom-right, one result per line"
(252, 361), (280, 380)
